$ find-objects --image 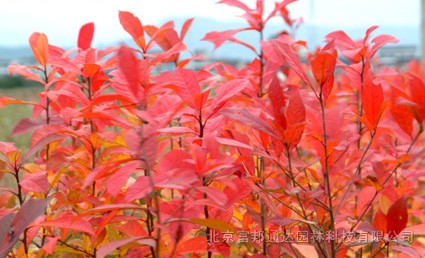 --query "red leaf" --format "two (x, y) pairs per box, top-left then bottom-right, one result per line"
(364, 25), (379, 44)
(202, 29), (246, 50)
(82, 63), (101, 78)
(29, 32), (49, 67)
(48, 44), (65, 59)
(194, 90), (210, 111)
(47, 80), (90, 105)
(266, 0), (297, 23)
(208, 79), (249, 118)
(362, 76), (384, 131)
(390, 103), (413, 136)
(157, 149), (193, 172)
(176, 236), (207, 254)
(77, 112), (122, 123)
(78, 22), (95, 50)
(0, 142), (17, 155)
(391, 246), (421, 257)
(325, 30), (355, 51)
(267, 244), (281, 258)
(48, 54), (82, 74)
(221, 108), (277, 138)
(144, 22), (175, 51)
(125, 176), (152, 202)
(386, 197), (408, 238)
(42, 236), (60, 255)
(142, 134), (158, 168)
(97, 237), (155, 258)
(11, 118), (44, 136)
(268, 77), (287, 131)
(311, 42), (337, 102)
(292, 244), (319, 258)
(402, 223), (425, 235)
(114, 220), (147, 237)
(227, 37), (257, 53)
(79, 204), (147, 216)
(20, 172), (49, 194)
(118, 45), (140, 102)
(118, 11), (146, 51)
(151, 41), (187, 65)
(26, 216), (43, 243)
(106, 161), (140, 197)
(373, 210), (387, 233)
(284, 89), (305, 149)
(154, 150), (198, 189)
(1, 199), (46, 257)
(146, 21), (179, 52)
(40, 213), (95, 235)
(91, 70), (108, 93)
(123, 126), (157, 168)
(215, 137), (254, 150)
(7, 64), (46, 84)
(88, 94), (134, 108)
(218, 0), (251, 13)
(368, 34), (399, 59)
(0, 96), (41, 110)
(158, 126), (196, 135)
(155, 68), (200, 108)
(409, 75), (425, 111)
(180, 18), (194, 41)
(210, 242), (231, 257)
(27, 130), (66, 161)
(196, 186), (228, 207)
(262, 39), (310, 86)
(0, 213), (14, 251)
(153, 171), (198, 190)
(357, 186), (376, 215)
(218, 0), (264, 31)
